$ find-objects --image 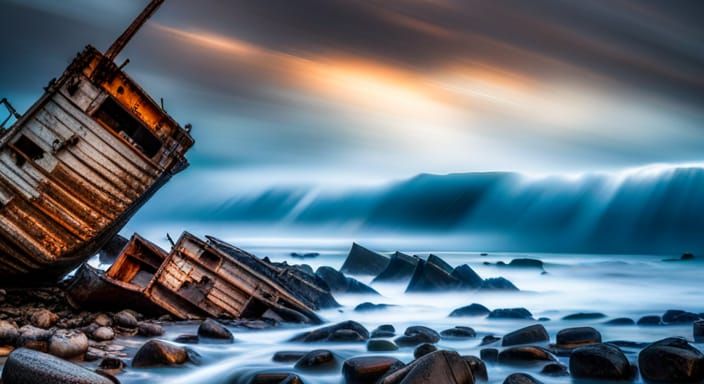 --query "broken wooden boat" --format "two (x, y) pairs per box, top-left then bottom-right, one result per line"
(65, 234), (168, 315)
(0, 0), (194, 284)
